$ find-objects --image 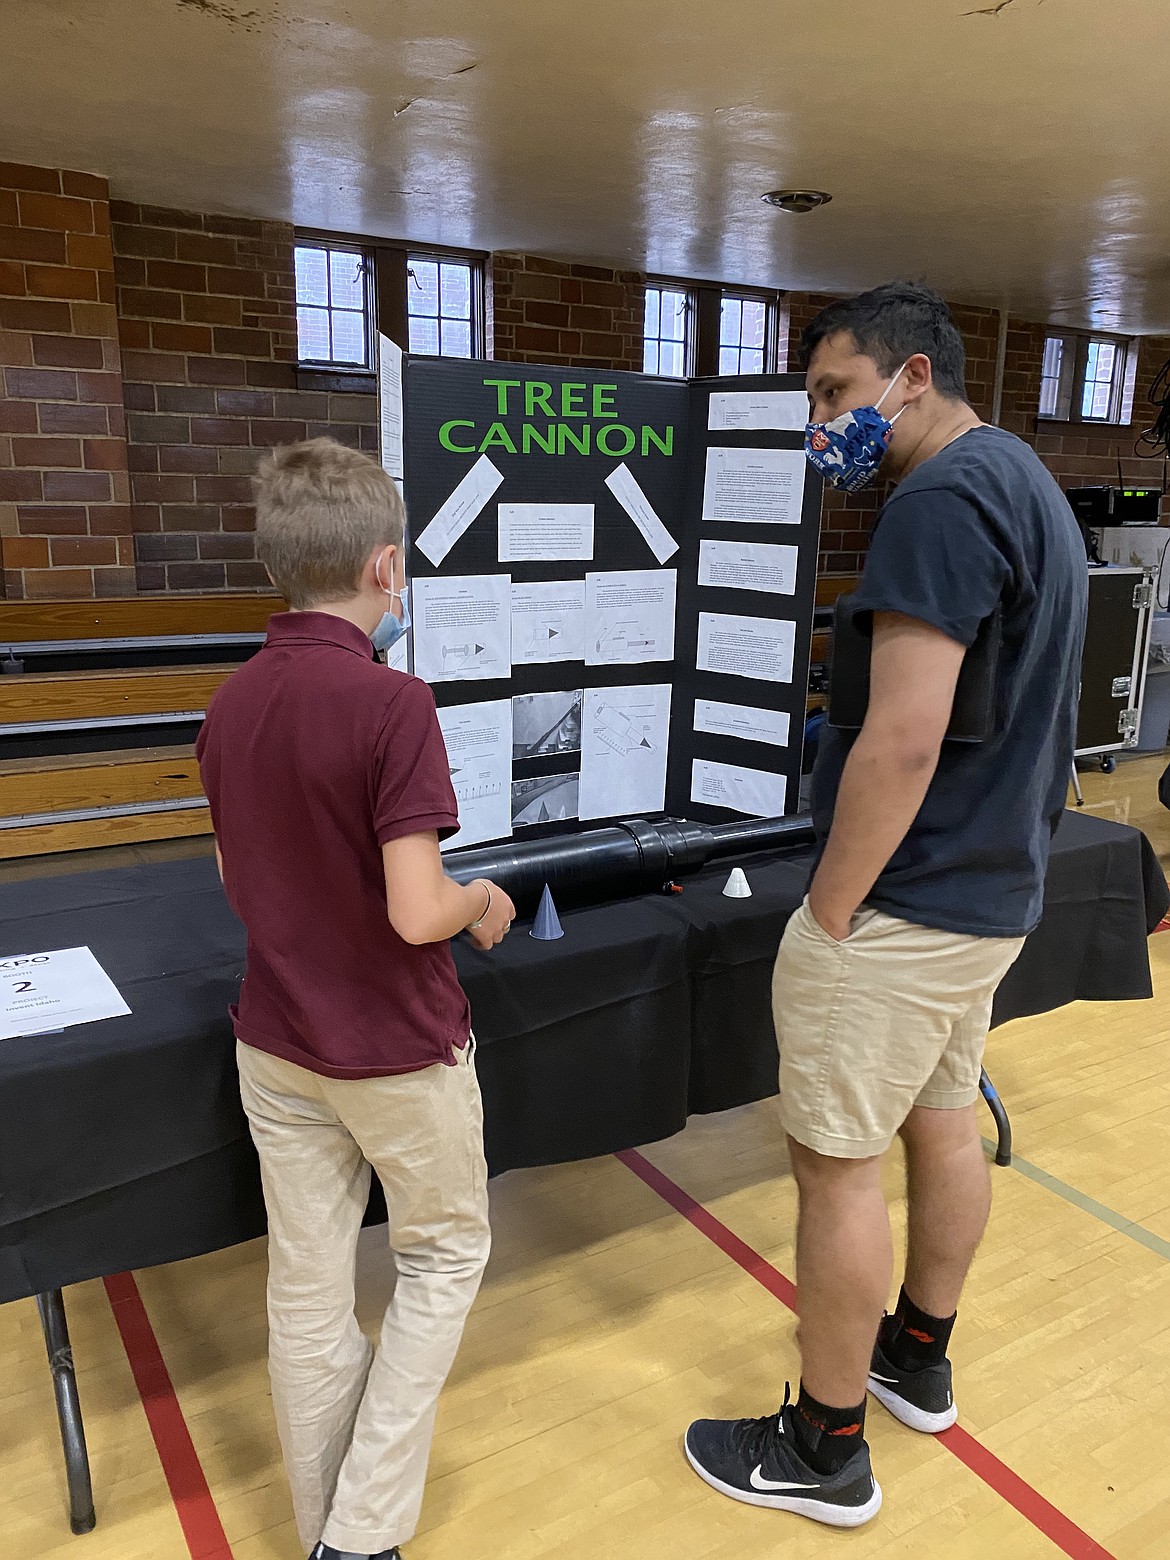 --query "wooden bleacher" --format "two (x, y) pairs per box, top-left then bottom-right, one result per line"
(0, 666), (235, 727)
(0, 594), (279, 645)
(0, 594), (281, 859)
(0, 577), (856, 861)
